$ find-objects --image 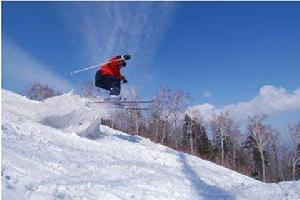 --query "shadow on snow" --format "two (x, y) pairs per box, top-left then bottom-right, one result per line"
(176, 151), (235, 200)
(112, 133), (141, 143)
